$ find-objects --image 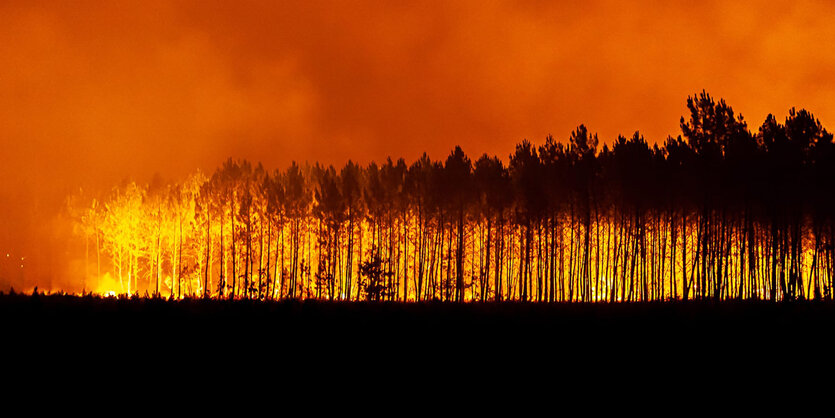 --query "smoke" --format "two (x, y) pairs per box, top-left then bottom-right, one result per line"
(1, 0), (834, 289)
